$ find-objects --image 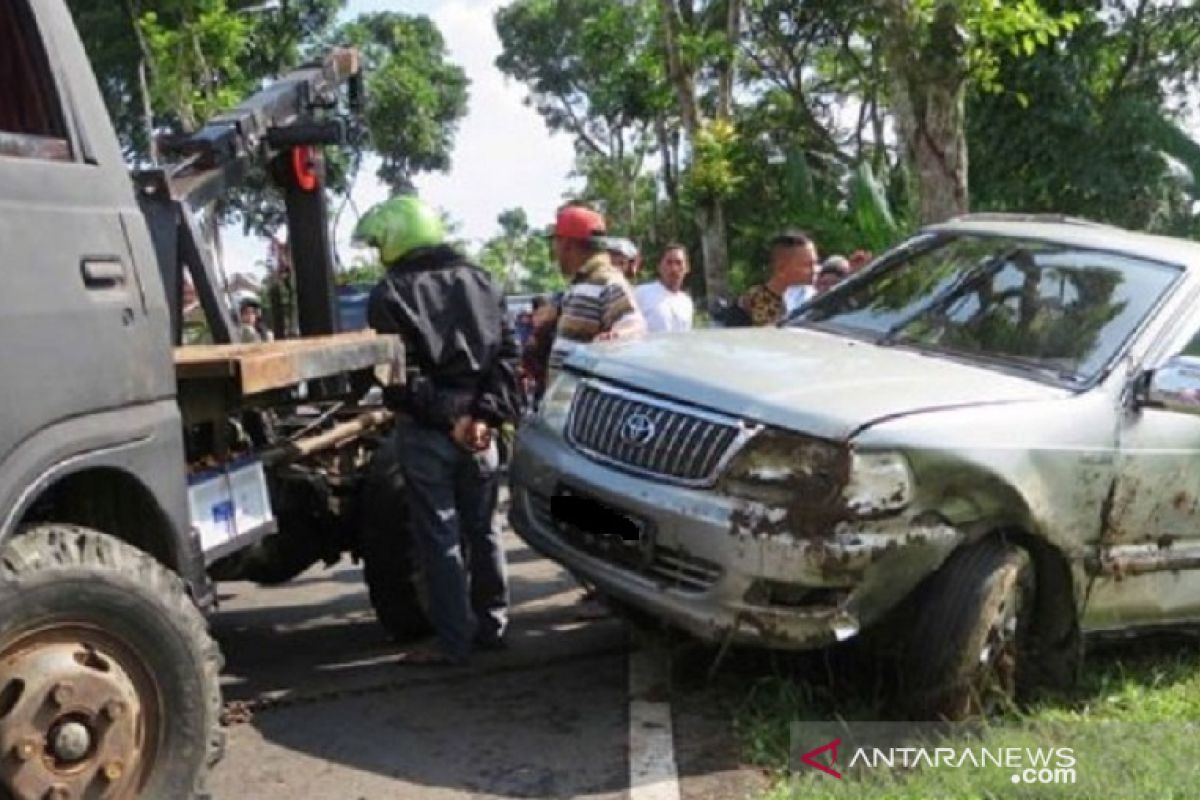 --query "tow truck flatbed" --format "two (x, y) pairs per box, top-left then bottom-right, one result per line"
(174, 331), (402, 423)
